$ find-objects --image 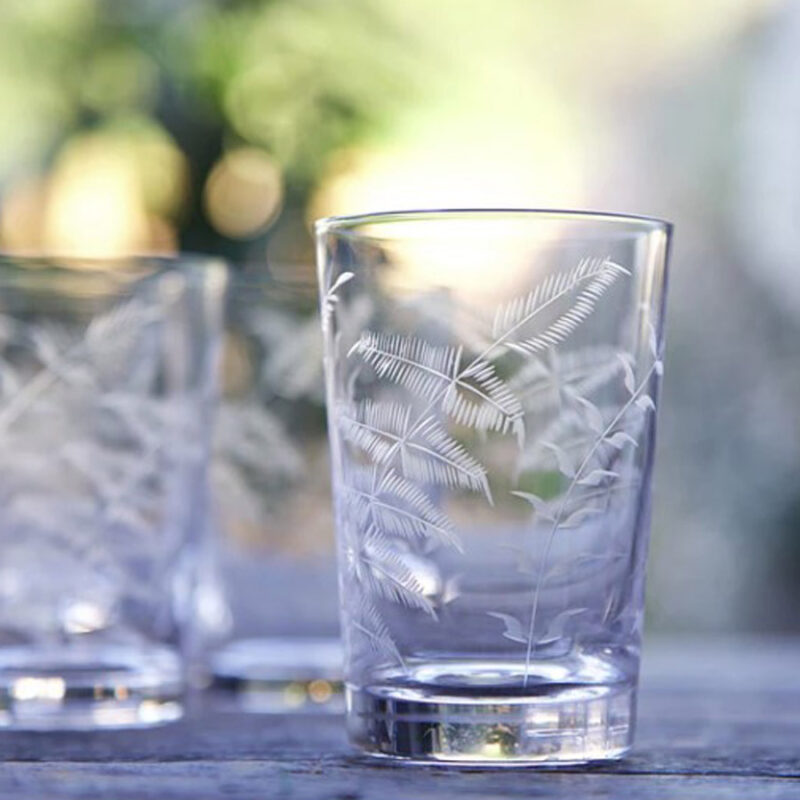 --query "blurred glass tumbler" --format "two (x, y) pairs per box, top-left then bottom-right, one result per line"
(0, 255), (226, 729)
(316, 210), (671, 764)
(205, 272), (342, 711)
